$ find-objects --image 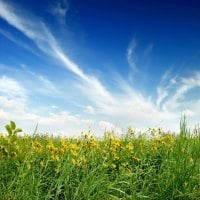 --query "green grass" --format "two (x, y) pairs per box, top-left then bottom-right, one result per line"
(0, 120), (199, 199)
